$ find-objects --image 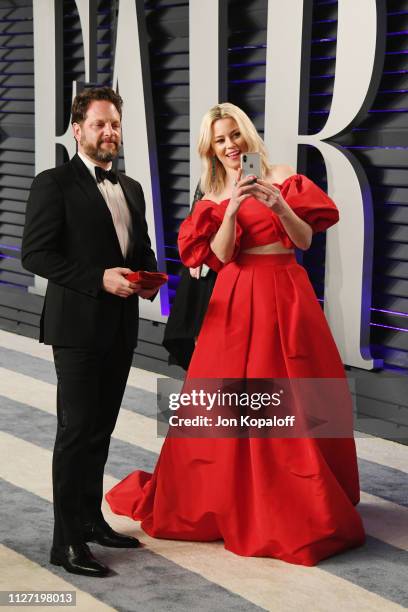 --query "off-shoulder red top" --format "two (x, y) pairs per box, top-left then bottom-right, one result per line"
(178, 174), (339, 272)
